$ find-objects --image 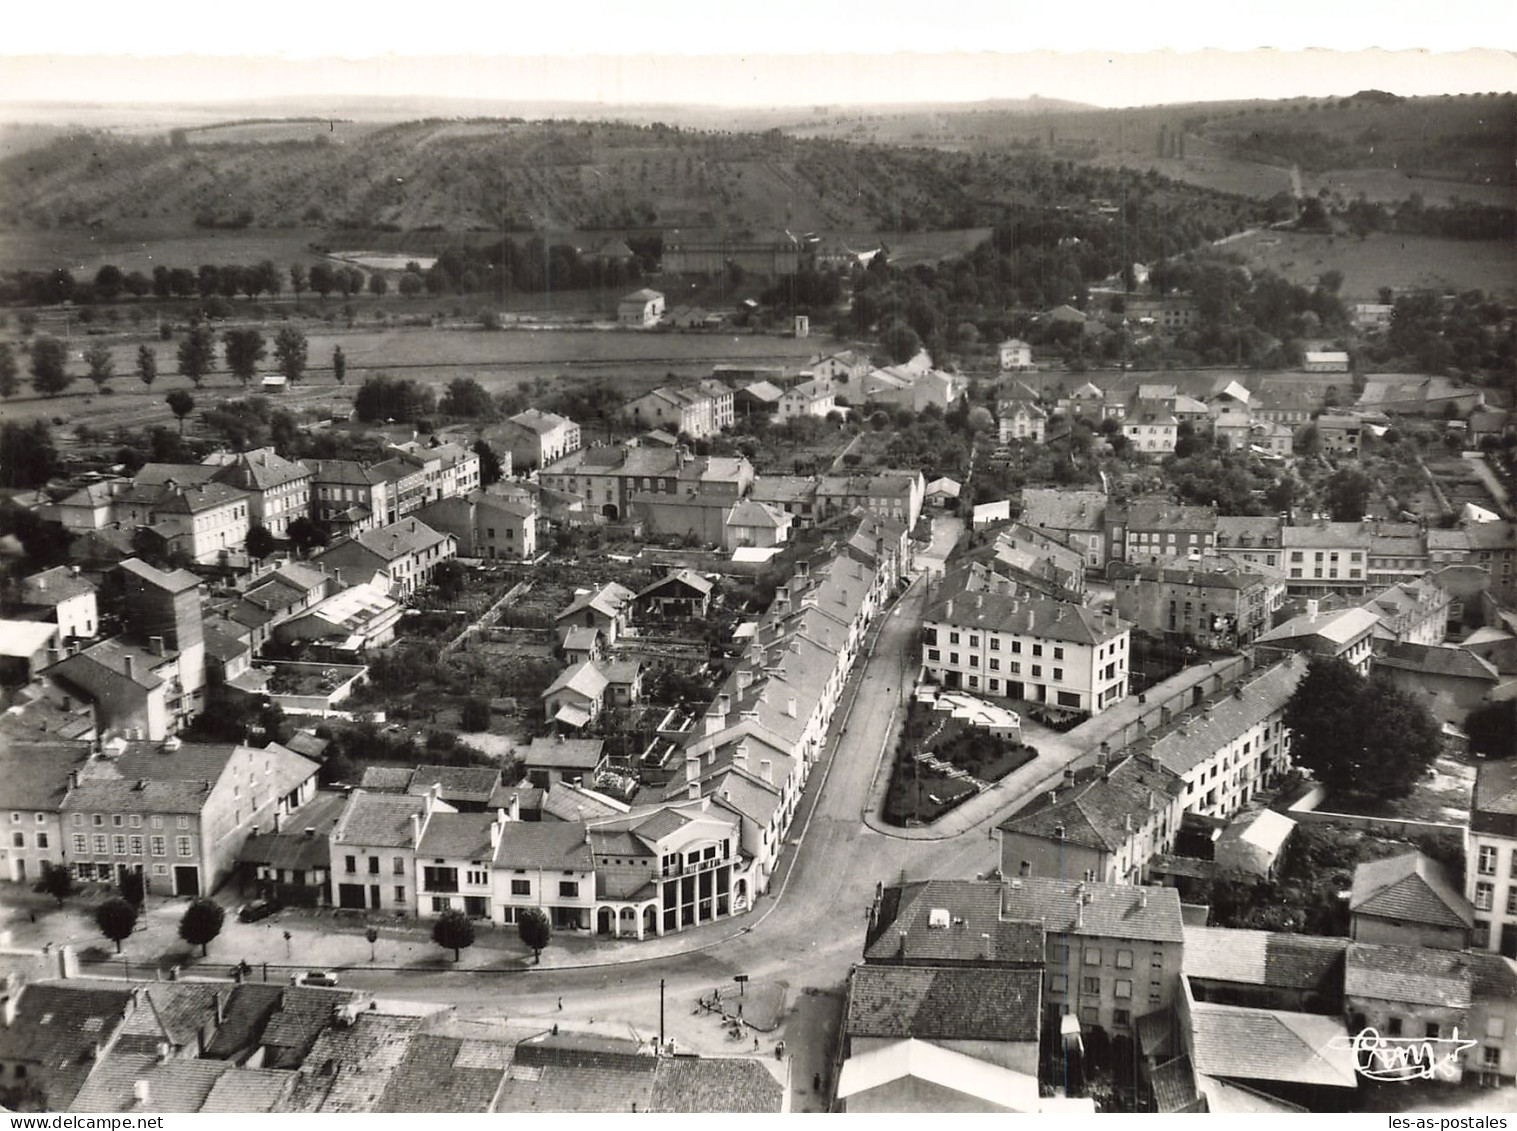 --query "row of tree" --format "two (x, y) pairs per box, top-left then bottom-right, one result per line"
(2, 261), (379, 307)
